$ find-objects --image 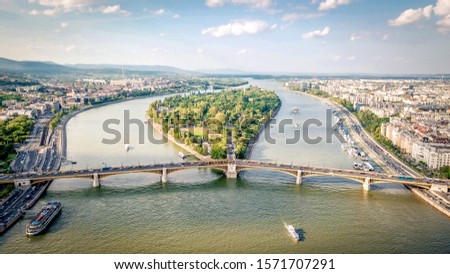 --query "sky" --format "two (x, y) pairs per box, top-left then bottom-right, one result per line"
(0, 0), (450, 74)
